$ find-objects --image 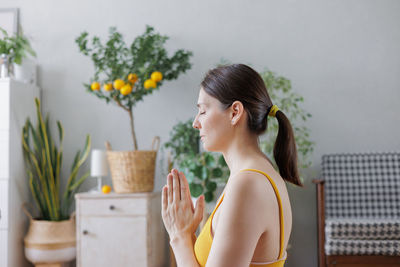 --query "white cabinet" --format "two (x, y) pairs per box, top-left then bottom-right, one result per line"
(0, 78), (40, 267)
(75, 192), (168, 267)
